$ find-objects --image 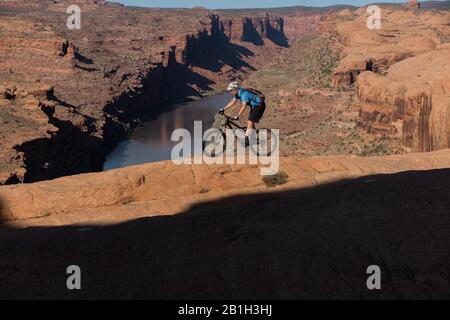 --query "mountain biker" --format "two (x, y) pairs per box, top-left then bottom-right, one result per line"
(220, 81), (266, 145)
